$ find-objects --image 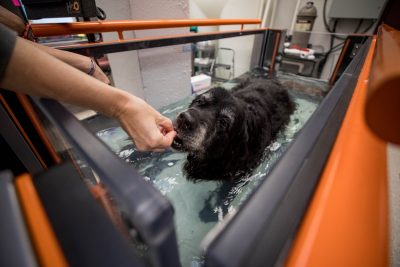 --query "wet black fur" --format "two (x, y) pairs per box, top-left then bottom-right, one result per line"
(173, 78), (295, 181)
